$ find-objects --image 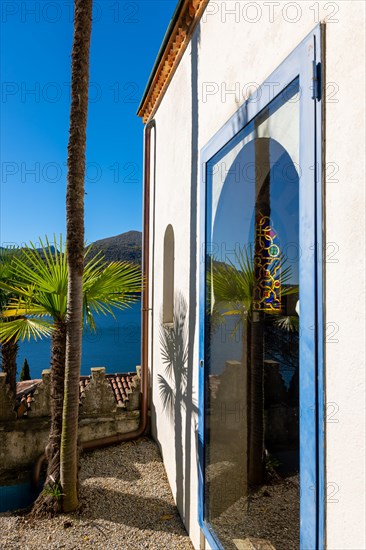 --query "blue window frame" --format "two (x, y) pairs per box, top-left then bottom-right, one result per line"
(198, 24), (324, 550)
